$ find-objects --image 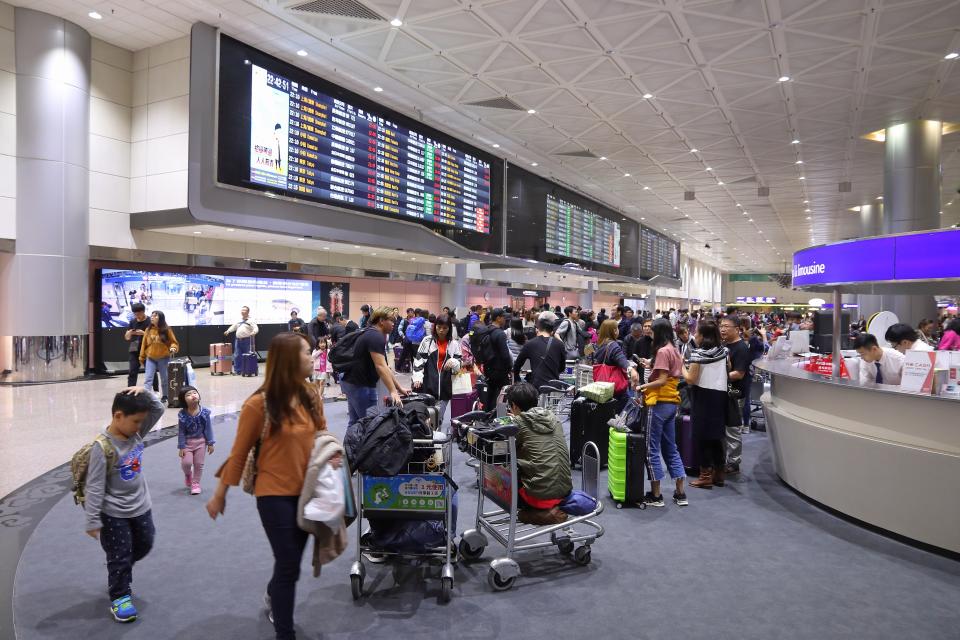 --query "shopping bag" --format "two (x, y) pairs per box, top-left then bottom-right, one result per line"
(303, 465), (345, 529)
(451, 370), (473, 395)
